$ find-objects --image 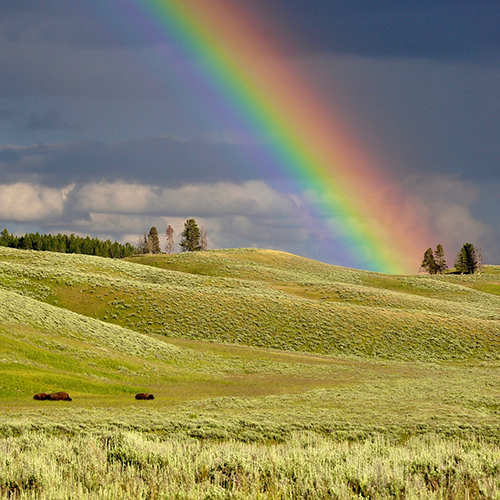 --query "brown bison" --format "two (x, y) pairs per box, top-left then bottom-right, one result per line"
(33, 391), (72, 401)
(135, 393), (154, 400)
(47, 391), (72, 401)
